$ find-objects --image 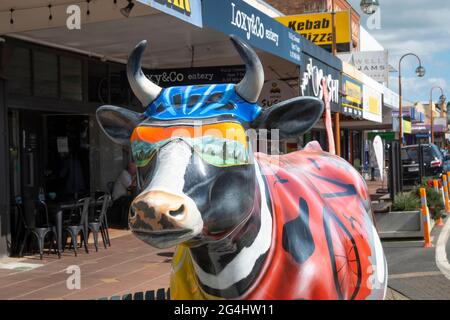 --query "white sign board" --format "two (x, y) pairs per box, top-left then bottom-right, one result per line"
(383, 87), (399, 110)
(349, 51), (389, 85)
